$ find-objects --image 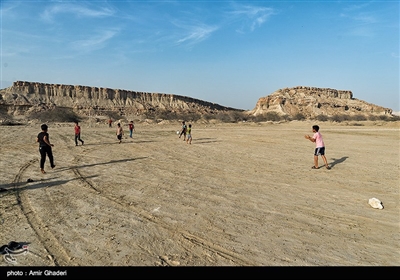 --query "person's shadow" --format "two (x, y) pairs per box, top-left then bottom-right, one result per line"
(329, 156), (348, 168)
